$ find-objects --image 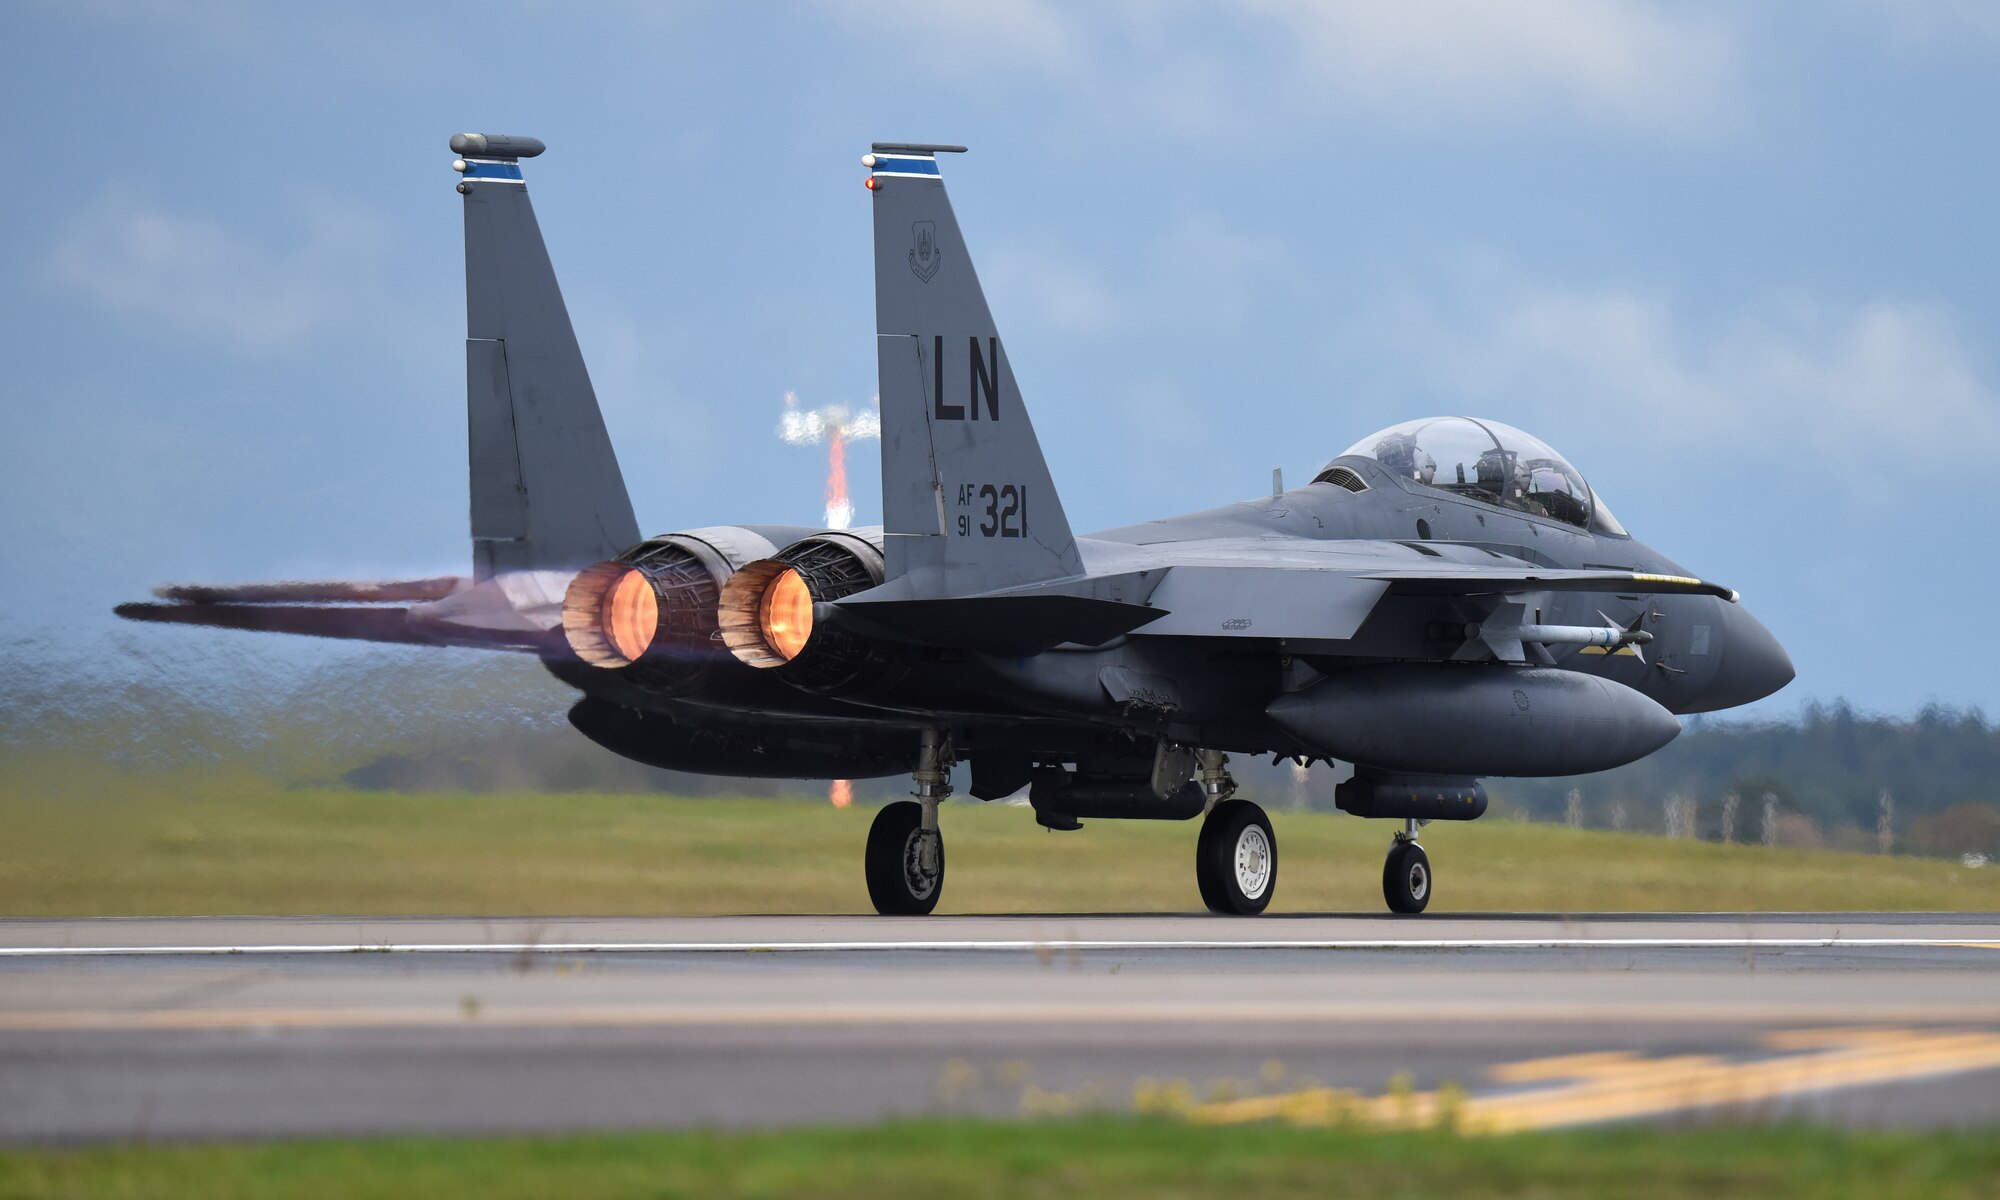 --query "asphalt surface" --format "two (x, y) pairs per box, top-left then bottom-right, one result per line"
(2, 913), (1997, 1143)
